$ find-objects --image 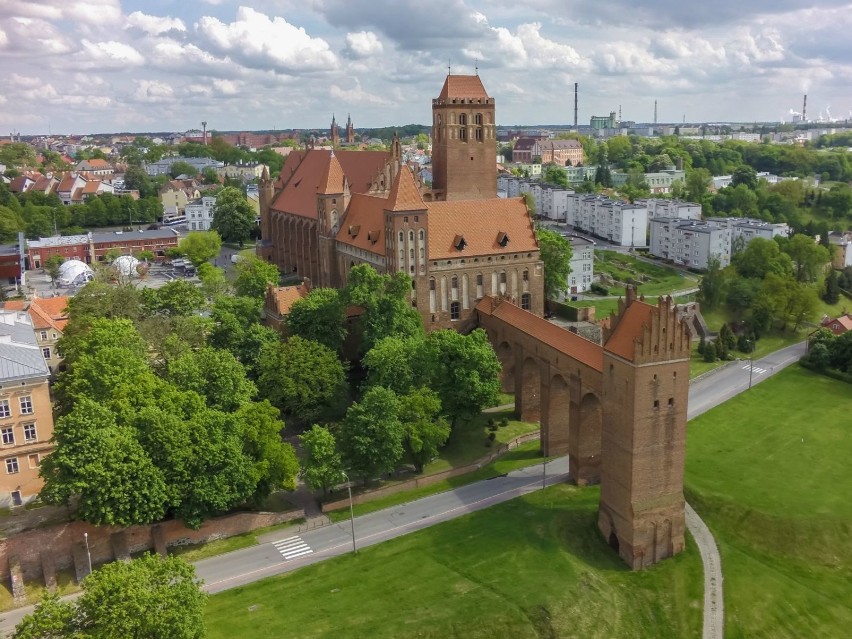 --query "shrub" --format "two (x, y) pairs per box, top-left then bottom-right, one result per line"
(499, 417), (509, 427)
